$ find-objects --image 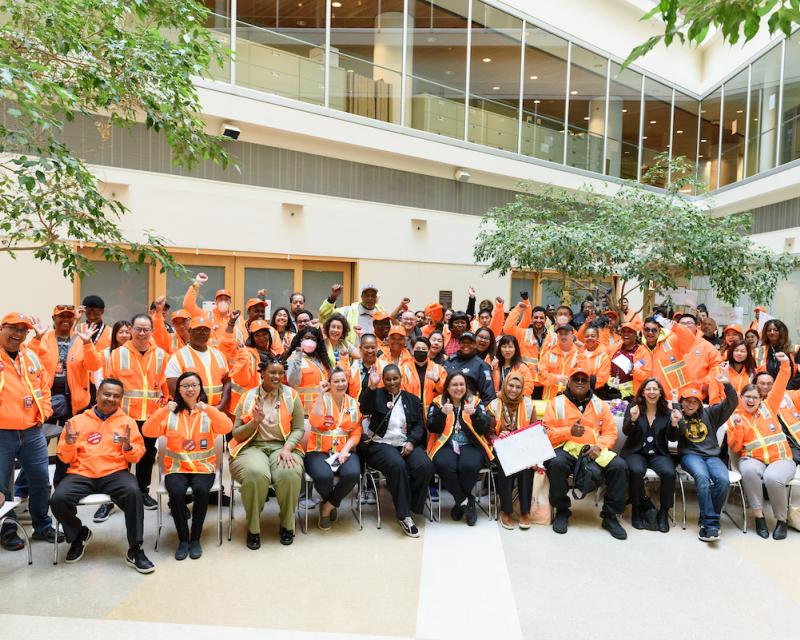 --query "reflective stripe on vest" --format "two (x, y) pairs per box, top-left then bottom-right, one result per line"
(165, 449), (215, 474)
(230, 386), (298, 458)
(426, 397), (494, 462)
(779, 393), (800, 446)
